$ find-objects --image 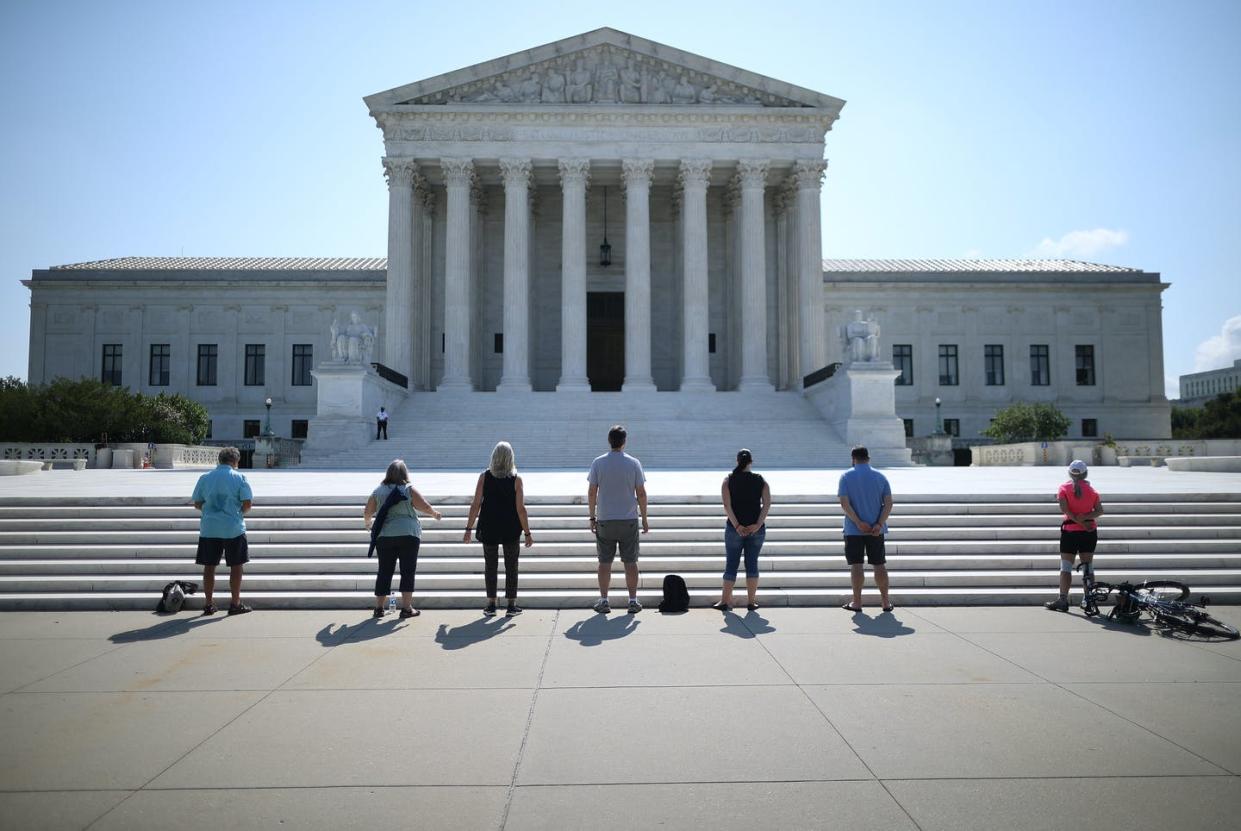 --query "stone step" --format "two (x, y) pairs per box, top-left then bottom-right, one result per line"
(4, 585), (1240, 611)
